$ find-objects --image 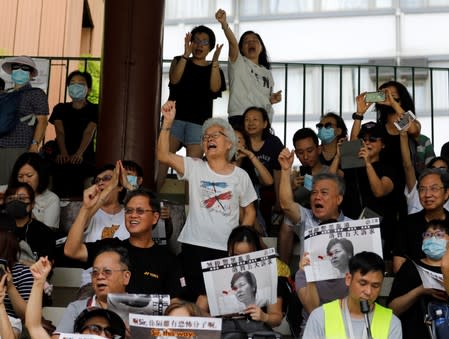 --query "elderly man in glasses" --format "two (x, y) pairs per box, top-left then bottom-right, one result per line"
(64, 161), (186, 299)
(52, 246), (130, 337)
(0, 56), (49, 185)
(393, 168), (449, 272)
